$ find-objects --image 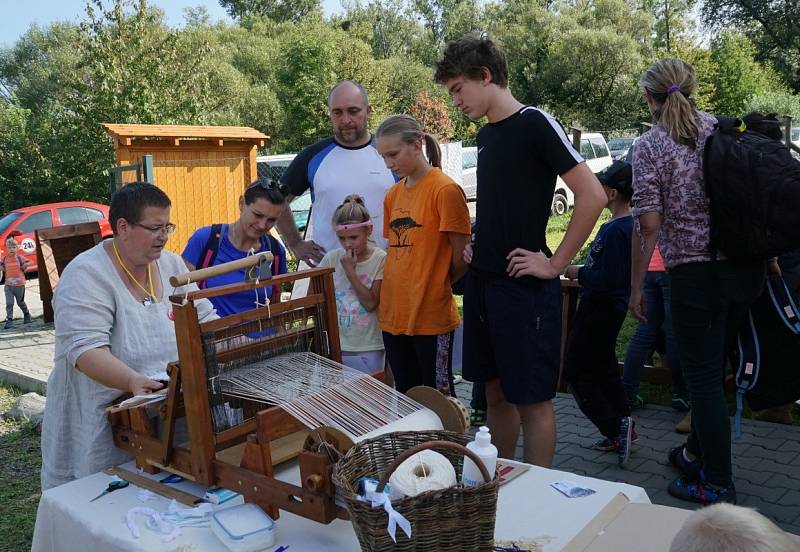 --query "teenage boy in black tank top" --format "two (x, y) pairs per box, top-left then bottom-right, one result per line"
(435, 35), (607, 467)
